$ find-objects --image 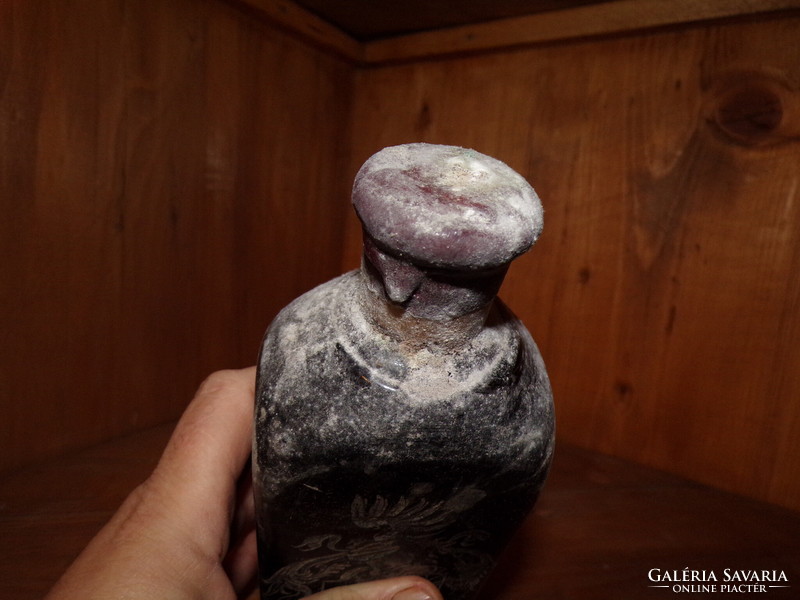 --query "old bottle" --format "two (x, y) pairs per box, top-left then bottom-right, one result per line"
(253, 143), (554, 600)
